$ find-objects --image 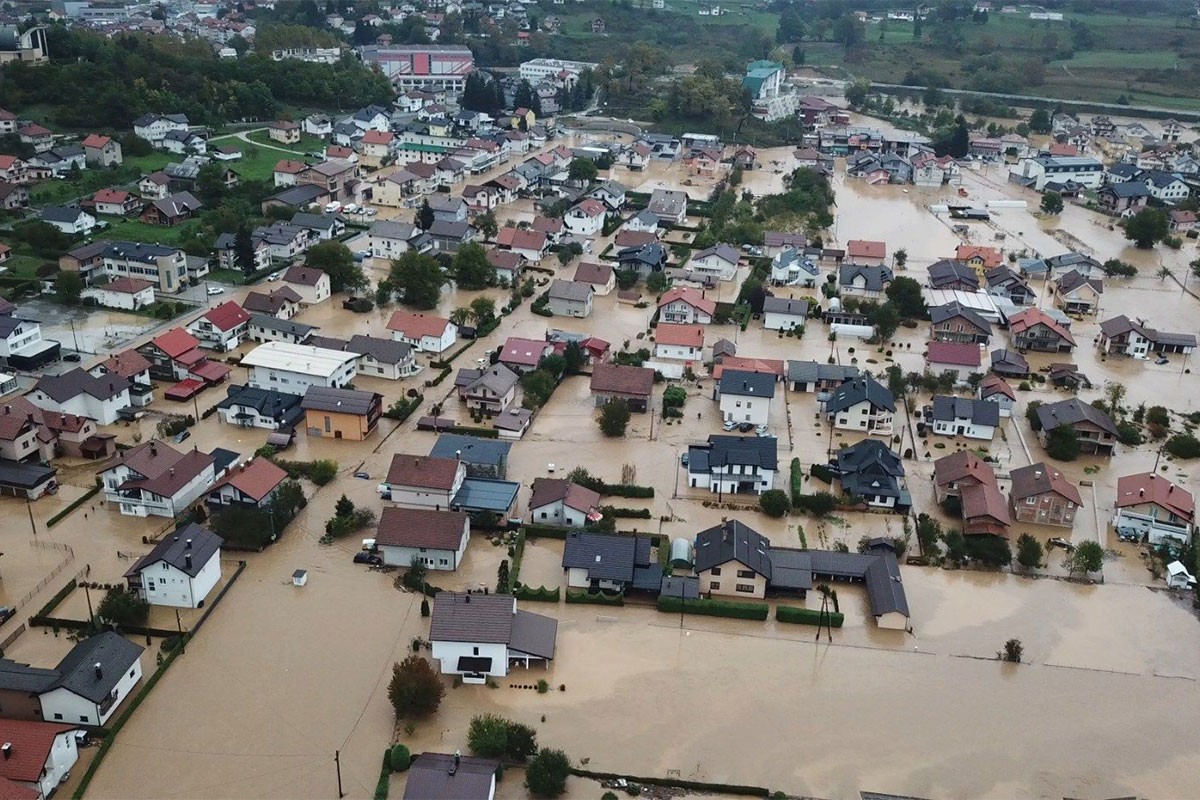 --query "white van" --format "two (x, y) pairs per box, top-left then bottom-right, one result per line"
(324, 201), (342, 214)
